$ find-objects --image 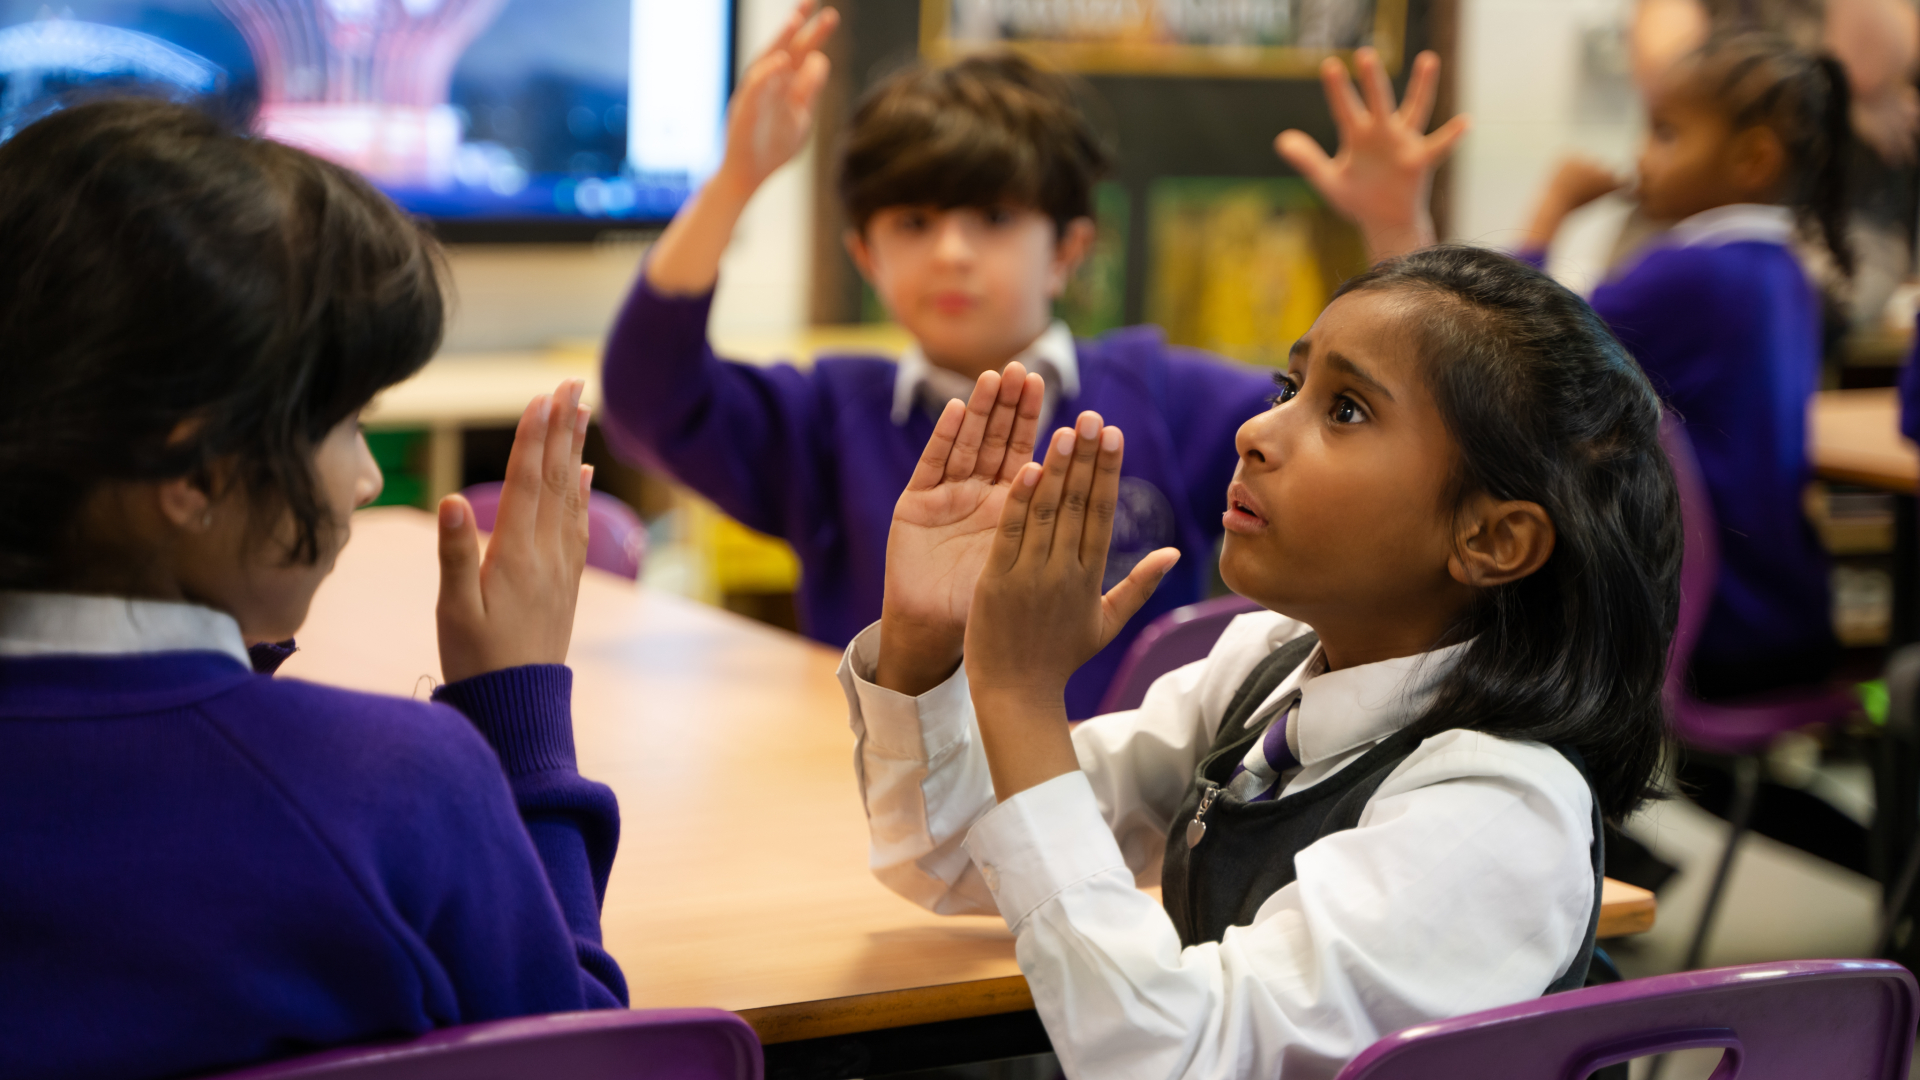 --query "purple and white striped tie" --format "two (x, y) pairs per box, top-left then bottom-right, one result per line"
(1228, 698), (1300, 803)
